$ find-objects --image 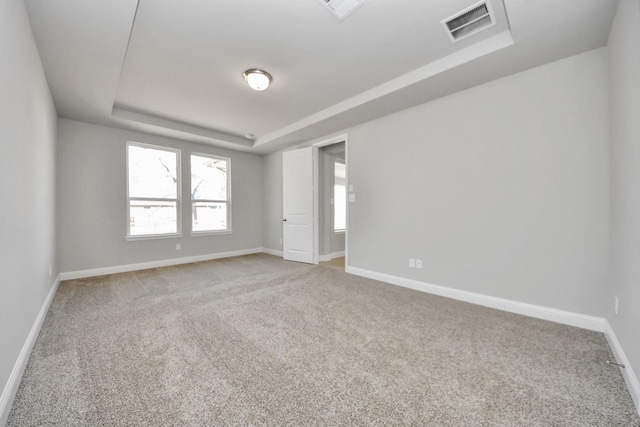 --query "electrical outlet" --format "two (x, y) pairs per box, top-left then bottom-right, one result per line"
(614, 296), (619, 315)
(176, 243), (181, 250)
(409, 258), (415, 268)
(416, 259), (423, 269)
